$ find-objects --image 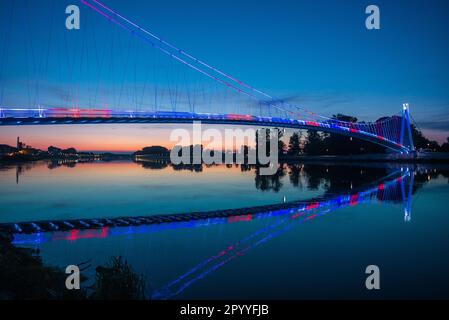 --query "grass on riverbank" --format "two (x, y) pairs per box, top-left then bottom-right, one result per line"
(0, 232), (147, 300)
